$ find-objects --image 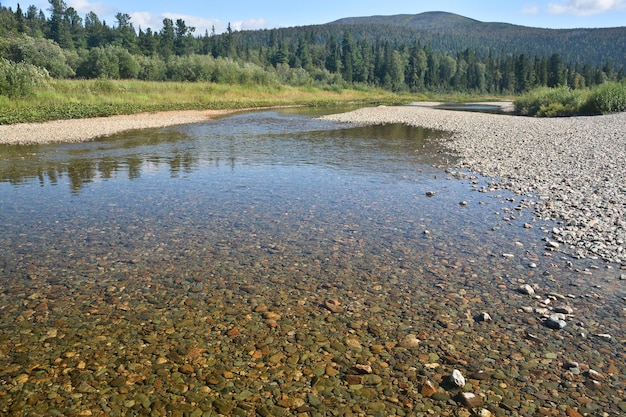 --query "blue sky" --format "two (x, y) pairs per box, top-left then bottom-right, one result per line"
(3, 0), (626, 33)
